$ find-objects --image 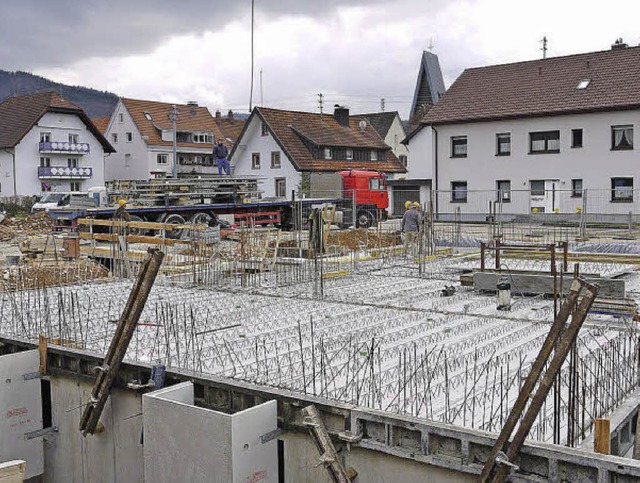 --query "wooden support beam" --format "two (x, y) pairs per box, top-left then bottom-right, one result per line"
(38, 334), (47, 375)
(594, 419), (611, 455)
(301, 404), (353, 483)
(78, 232), (206, 246)
(78, 248), (165, 436)
(481, 278), (599, 482)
